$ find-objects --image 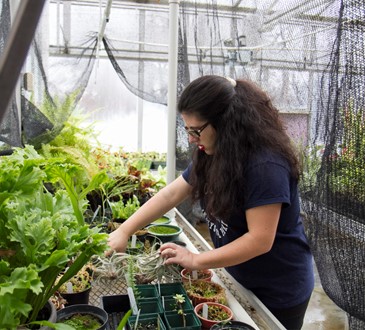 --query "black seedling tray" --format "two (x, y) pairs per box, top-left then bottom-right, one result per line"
(100, 294), (131, 330)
